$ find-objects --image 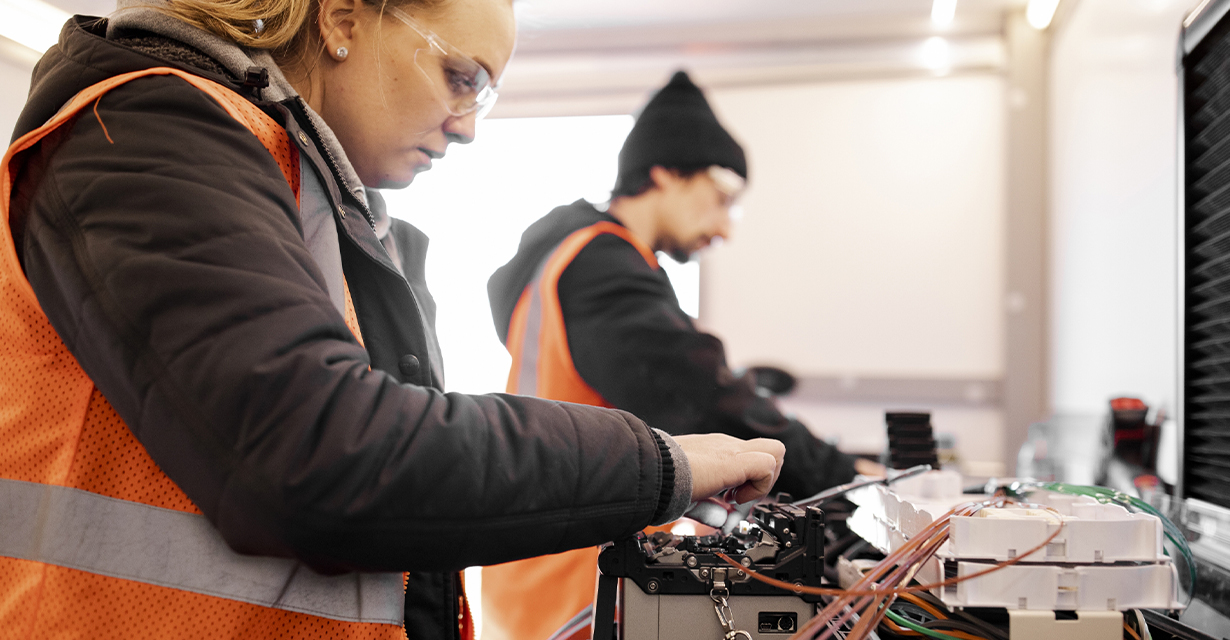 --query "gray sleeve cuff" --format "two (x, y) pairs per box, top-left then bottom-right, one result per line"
(651, 429), (693, 525)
